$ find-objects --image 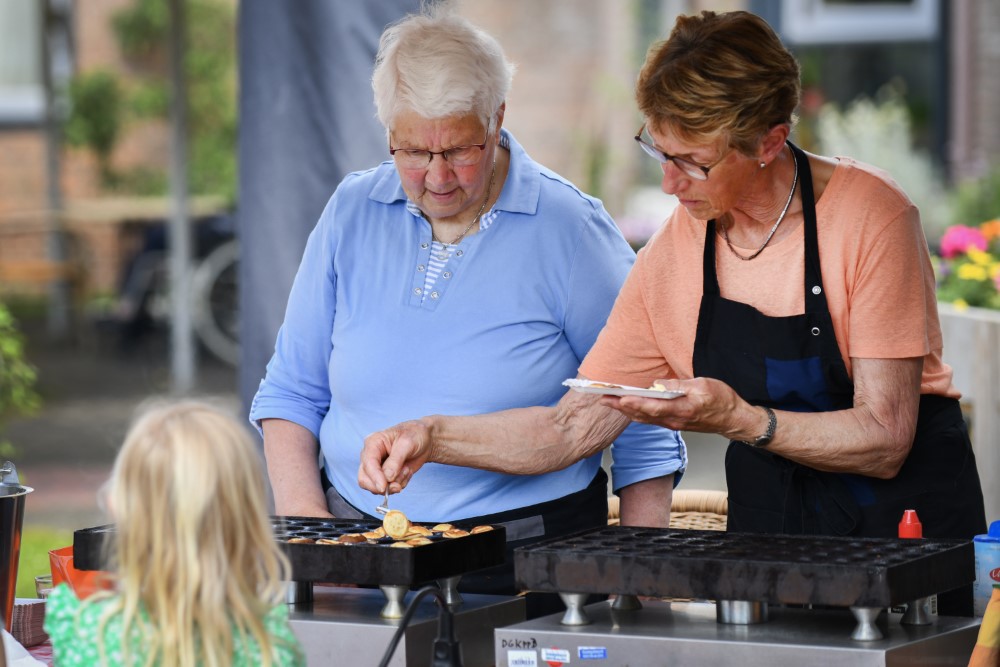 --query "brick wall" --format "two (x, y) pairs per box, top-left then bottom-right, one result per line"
(0, 0), (169, 296)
